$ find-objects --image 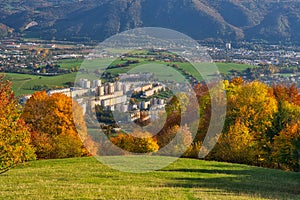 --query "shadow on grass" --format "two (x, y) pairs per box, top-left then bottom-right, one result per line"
(160, 165), (300, 199)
